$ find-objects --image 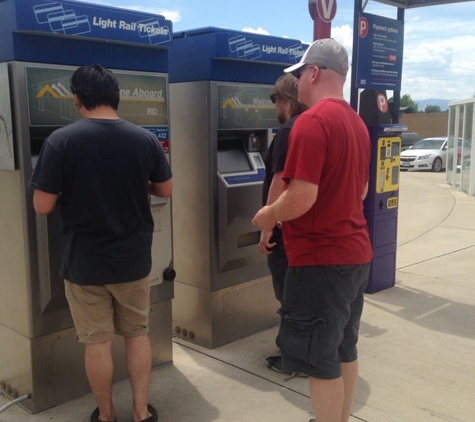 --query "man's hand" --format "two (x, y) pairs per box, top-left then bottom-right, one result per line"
(252, 205), (277, 232)
(258, 229), (276, 255)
